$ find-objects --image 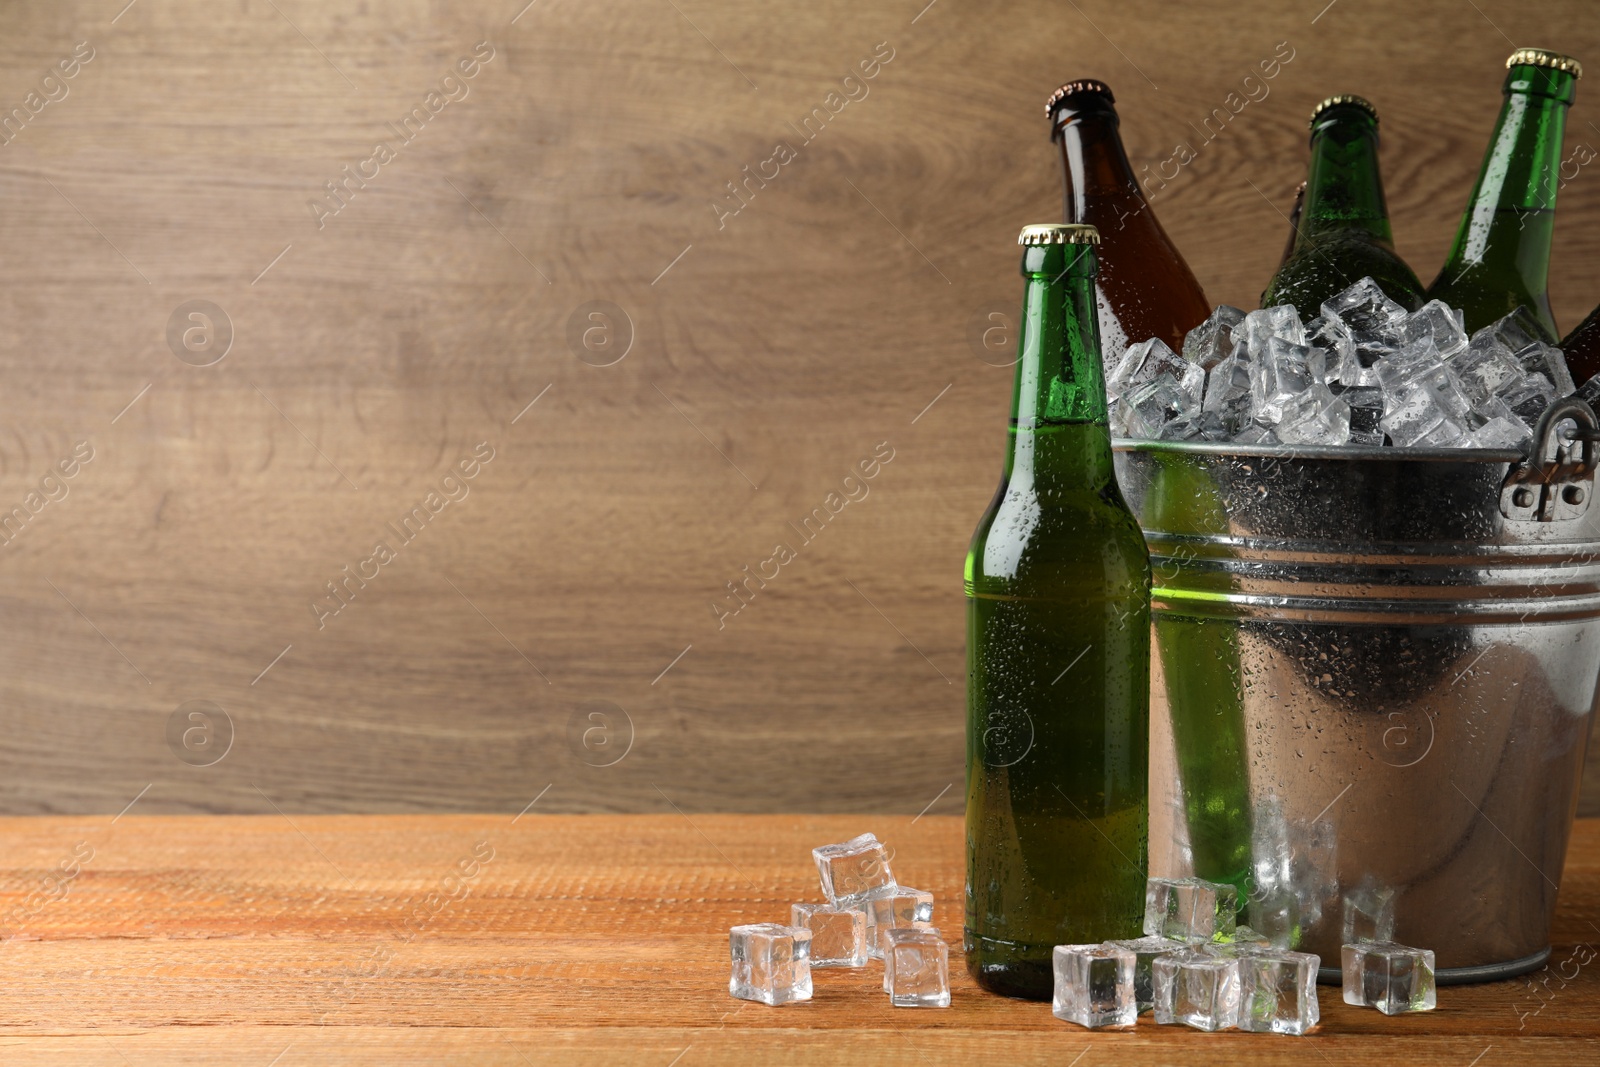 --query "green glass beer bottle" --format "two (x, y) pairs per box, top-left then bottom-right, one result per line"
(1262, 95), (1425, 318)
(1427, 49), (1581, 340)
(965, 223), (1151, 1000)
